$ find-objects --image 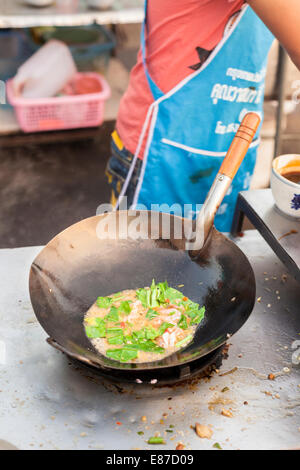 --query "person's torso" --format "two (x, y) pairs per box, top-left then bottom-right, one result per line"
(116, 0), (245, 156)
